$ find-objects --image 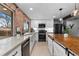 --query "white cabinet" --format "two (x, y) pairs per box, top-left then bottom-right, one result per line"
(30, 33), (37, 54)
(35, 32), (38, 42)
(7, 45), (21, 56)
(47, 36), (53, 56)
(53, 41), (67, 56)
